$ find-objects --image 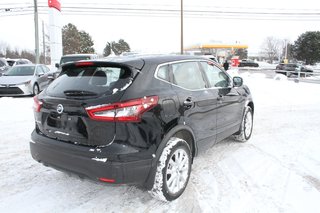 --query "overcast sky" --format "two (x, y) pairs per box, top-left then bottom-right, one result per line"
(1, 0), (320, 55)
